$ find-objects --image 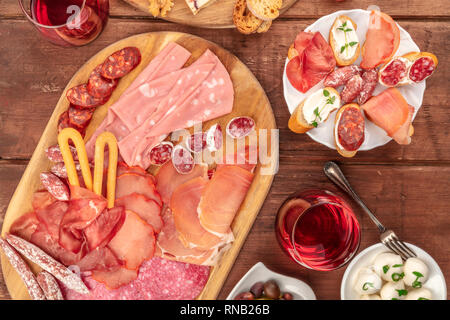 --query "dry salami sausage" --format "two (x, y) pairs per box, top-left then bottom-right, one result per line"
(87, 64), (118, 98)
(206, 124), (223, 151)
(36, 271), (64, 300)
(337, 106), (365, 151)
(341, 74), (363, 104)
(358, 69), (378, 105)
(40, 172), (70, 201)
(149, 142), (173, 166)
(379, 58), (408, 87)
(101, 47), (141, 80)
(50, 161), (82, 179)
(408, 56), (435, 83)
(0, 237), (46, 300)
(172, 145), (194, 174)
(46, 144), (78, 163)
(323, 65), (361, 88)
(226, 117), (255, 139)
(68, 105), (94, 129)
(186, 133), (207, 153)
(66, 84), (109, 108)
